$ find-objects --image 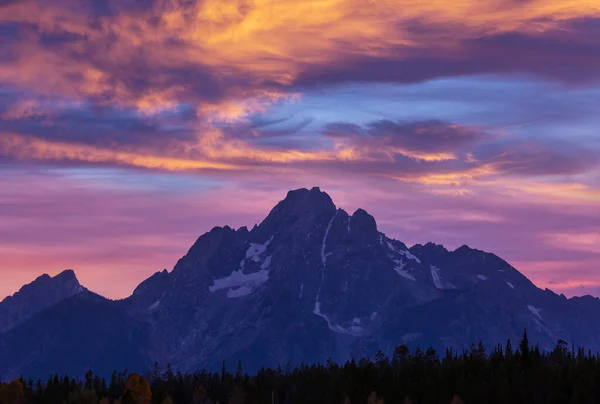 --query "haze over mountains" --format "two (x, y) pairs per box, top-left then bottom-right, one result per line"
(1, 187), (599, 380)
